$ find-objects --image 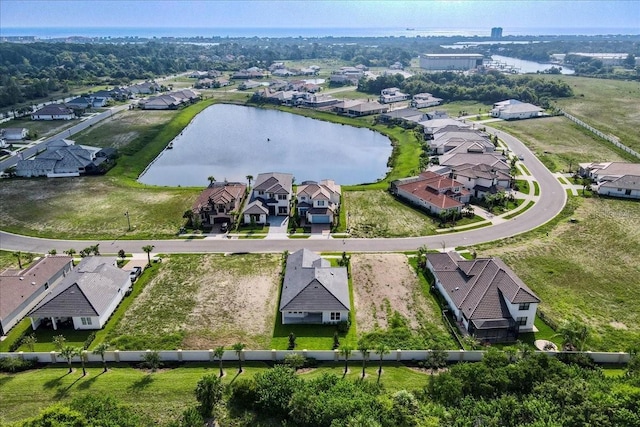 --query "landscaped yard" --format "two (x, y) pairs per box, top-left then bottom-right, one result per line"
(492, 116), (632, 173)
(480, 196), (640, 351)
(106, 253), (281, 350)
(344, 190), (438, 237)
